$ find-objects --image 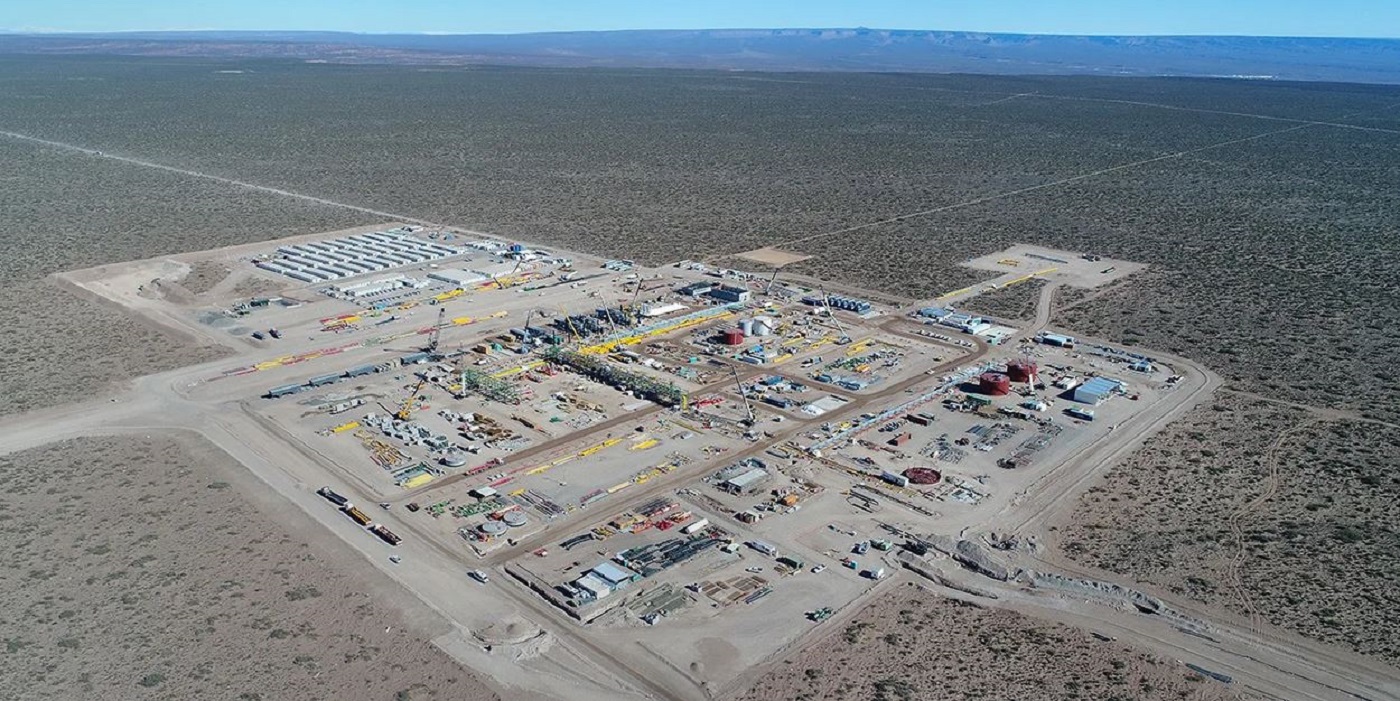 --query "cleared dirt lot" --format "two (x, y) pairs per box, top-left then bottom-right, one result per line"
(0, 138), (372, 416)
(0, 433), (498, 701)
(1060, 392), (1400, 666)
(734, 582), (1243, 701)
